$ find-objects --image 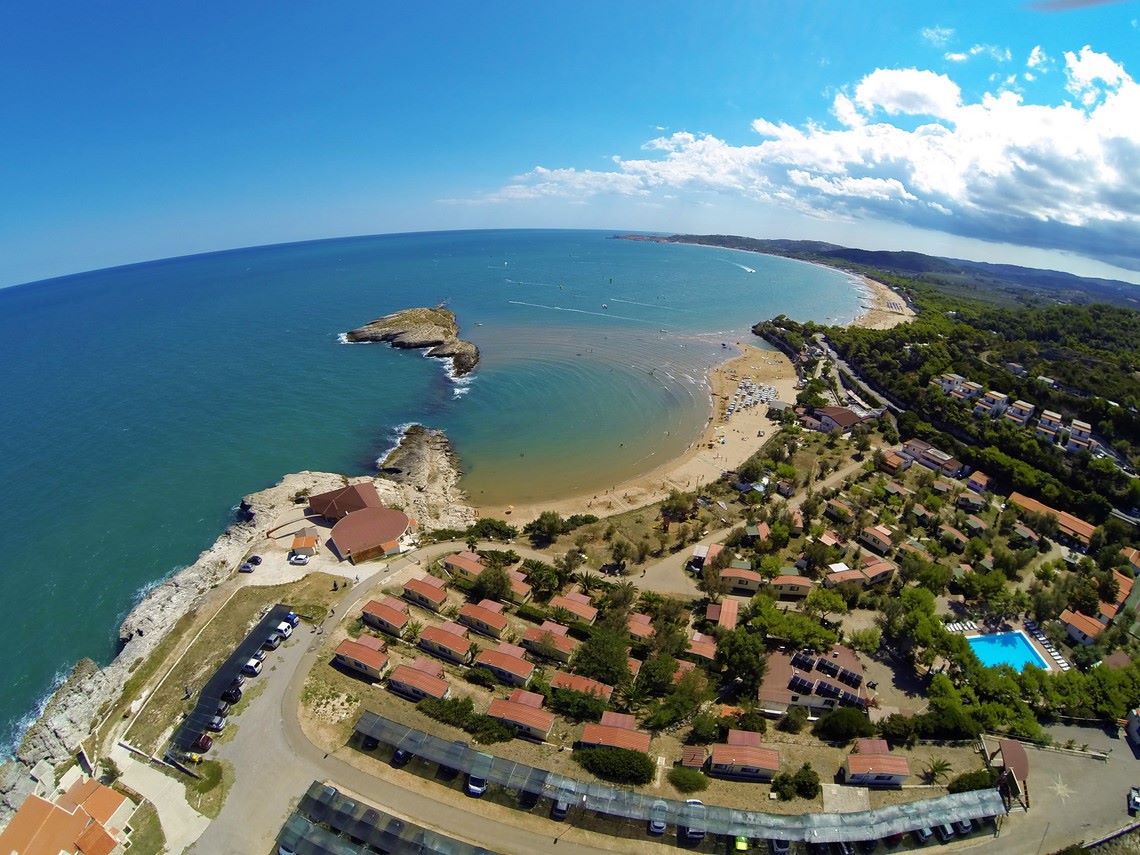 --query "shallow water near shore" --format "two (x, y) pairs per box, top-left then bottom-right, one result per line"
(0, 229), (860, 756)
